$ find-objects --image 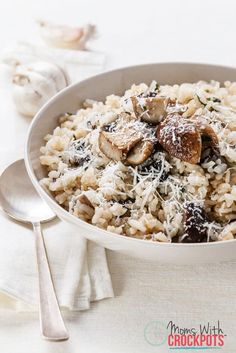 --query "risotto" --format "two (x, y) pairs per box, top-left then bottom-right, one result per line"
(40, 80), (236, 243)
